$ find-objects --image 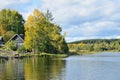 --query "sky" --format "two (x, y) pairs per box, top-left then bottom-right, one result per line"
(0, 0), (120, 42)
